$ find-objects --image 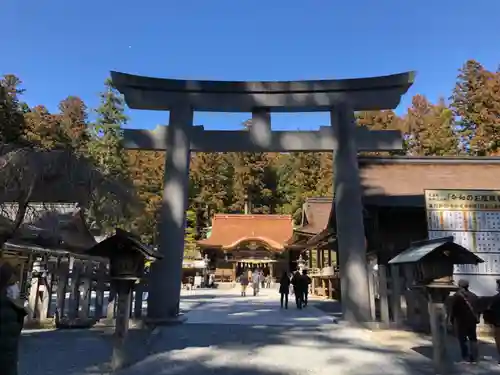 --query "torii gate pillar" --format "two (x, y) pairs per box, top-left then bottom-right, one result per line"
(111, 70), (415, 324)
